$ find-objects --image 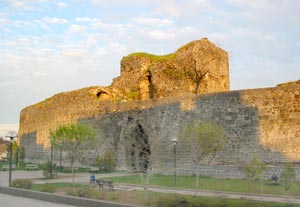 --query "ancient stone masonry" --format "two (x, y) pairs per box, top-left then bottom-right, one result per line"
(112, 38), (229, 99)
(18, 38), (300, 179)
(19, 38), (229, 148)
